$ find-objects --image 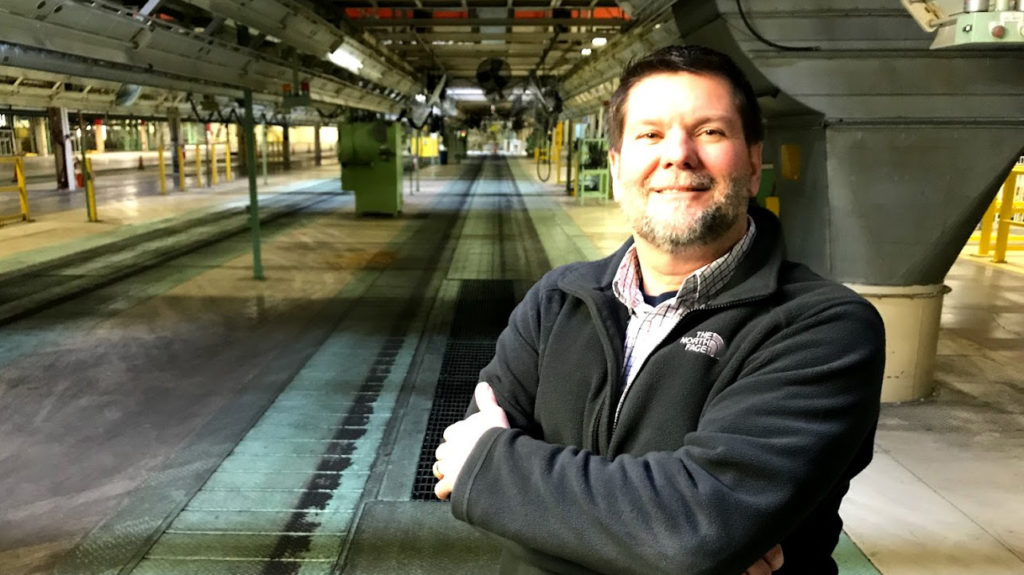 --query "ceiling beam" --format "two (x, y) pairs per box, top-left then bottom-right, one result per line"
(377, 32), (603, 41)
(351, 18), (628, 27)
